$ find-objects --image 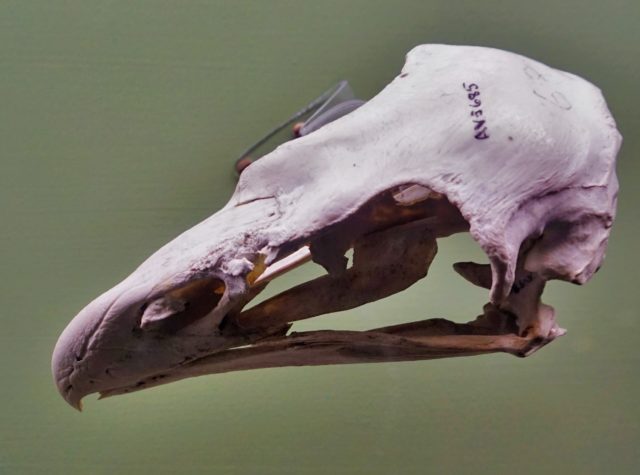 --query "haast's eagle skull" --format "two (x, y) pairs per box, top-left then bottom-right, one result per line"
(52, 44), (621, 410)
